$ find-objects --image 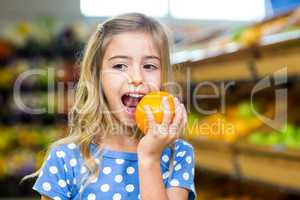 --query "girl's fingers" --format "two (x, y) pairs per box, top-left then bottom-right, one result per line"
(169, 101), (183, 135)
(144, 105), (155, 130)
(161, 96), (172, 125)
(178, 103), (187, 138)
